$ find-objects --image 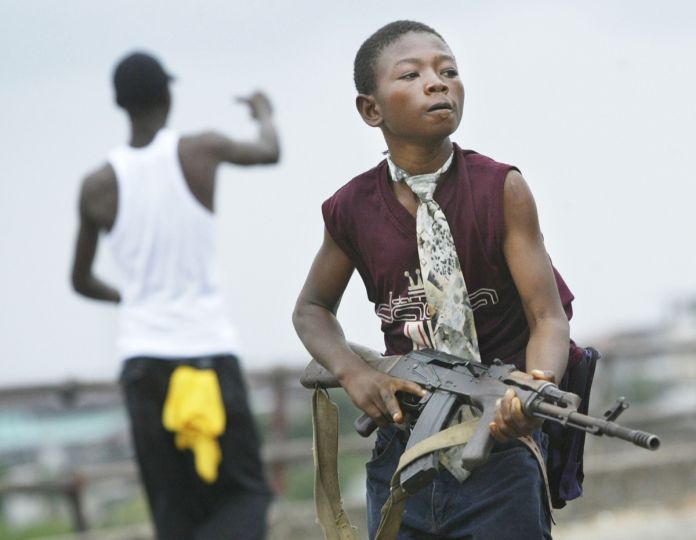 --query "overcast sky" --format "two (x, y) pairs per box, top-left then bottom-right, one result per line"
(1, 0), (695, 386)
